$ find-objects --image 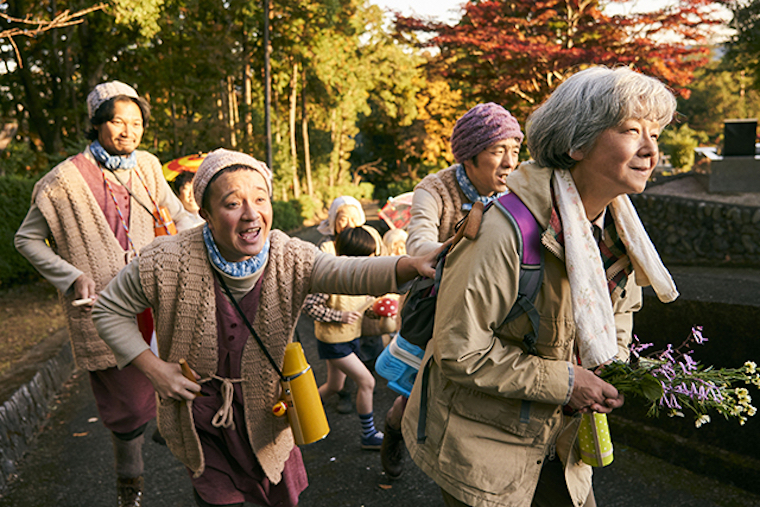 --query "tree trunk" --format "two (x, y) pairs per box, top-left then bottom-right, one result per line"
(328, 108), (337, 188)
(301, 66), (313, 198)
(264, 0), (273, 170)
(227, 76), (238, 148)
(289, 60), (300, 199)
